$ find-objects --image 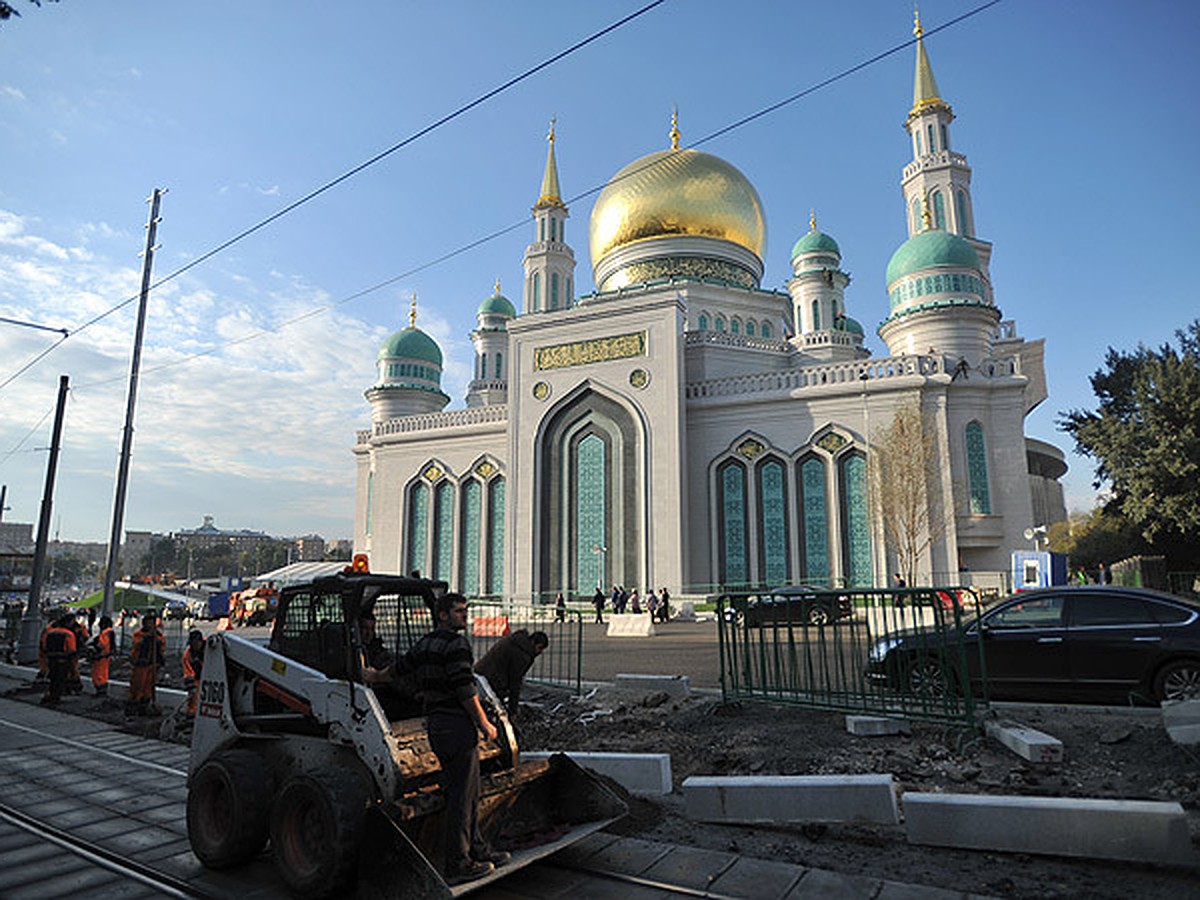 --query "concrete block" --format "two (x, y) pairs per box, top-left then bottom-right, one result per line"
(614, 673), (690, 698)
(1163, 699), (1200, 745)
(683, 774), (900, 826)
(524, 751), (672, 795)
(903, 792), (1192, 864)
(845, 715), (911, 736)
(606, 616), (656, 637)
(985, 719), (1063, 763)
